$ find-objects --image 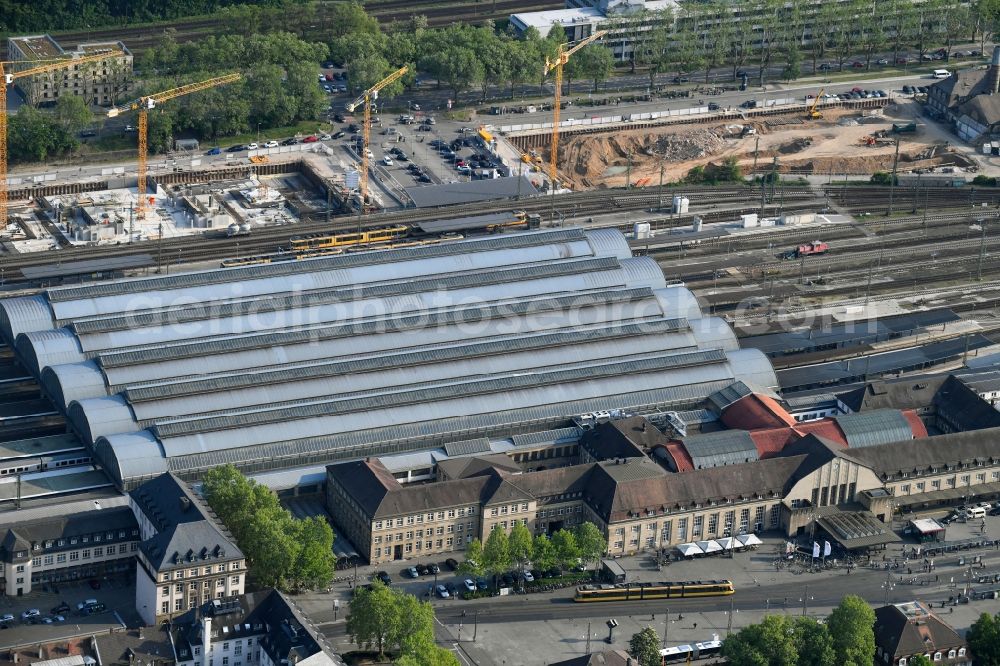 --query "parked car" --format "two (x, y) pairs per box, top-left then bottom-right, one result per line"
(303, 135), (319, 143)
(523, 571), (535, 582)
(21, 609), (40, 620)
(382, 156), (393, 166)
(263, 140), (279, 148)
(428, 563), (440, 575)
(337, 84), (347, 92)
(896, 57), (909, 64)
(463, 579), (477, 592)
(206, 147), (222, 155)
(671, 76), (689, 84)
(739, 100), (757, 109)
(707, 102), (720, 111)
(456, 165), (471, 174)
(0, 614), (13, 624)
(405, 566), (419, 578)
(332, 131), (345, 139)
(417, 174), (432, 183)
(83, 603), (106, 615)
(445, 558), (459, 571)
(333, 113), (345, 123)
(876, 58), (889, 65)
(376, 571), (392, 585)
(476, 578), (489, 591)
(227, 144), (245, 152)
(429, 139), (446, 148)
(851, 61), (865, 68)
(818, 63), (832, 71)
(500, 572), (514, 587)
(435, 584), (450, 599)
(77, 598), (99, 611)
(246, 142), (259, 150)
(280, 137), (298, 146)
(319, 133), (332, 140)
(416, 564), (430, 576)
(51, 602), (70, 614)
(445, 582), (457, 596)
